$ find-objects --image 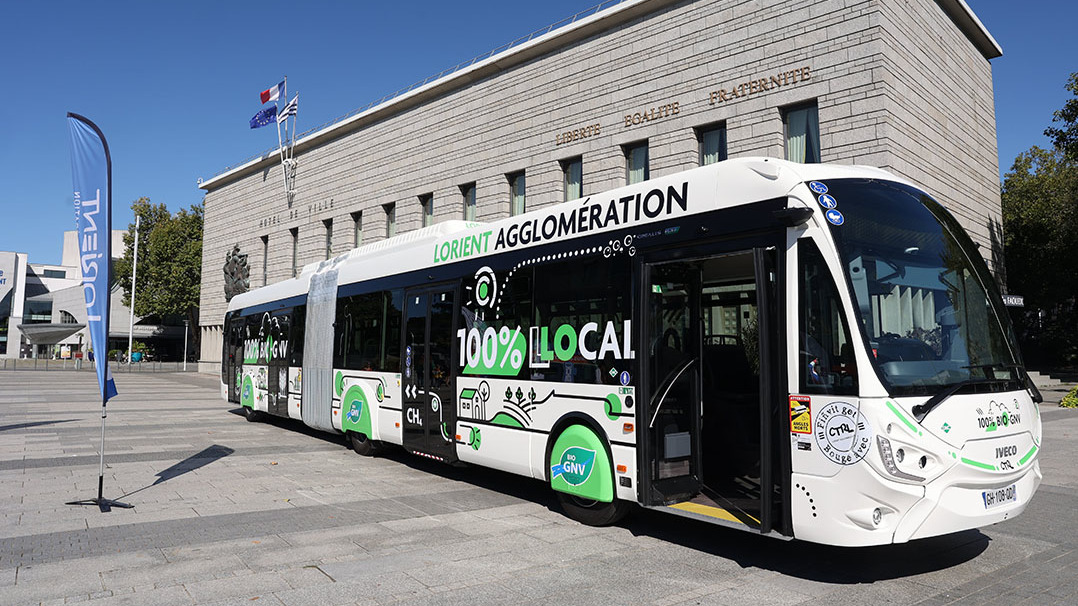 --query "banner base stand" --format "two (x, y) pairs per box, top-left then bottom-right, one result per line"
(66, 476), (133, 512)
(65, 497), (134, 513)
